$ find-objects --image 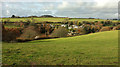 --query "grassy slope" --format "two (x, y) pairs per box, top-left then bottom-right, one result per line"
(1, 18), (66, 22)
(2, 30), (118, 65)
